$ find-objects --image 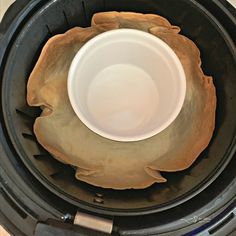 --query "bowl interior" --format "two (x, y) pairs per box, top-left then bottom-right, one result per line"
(68, 29), (186, 141)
